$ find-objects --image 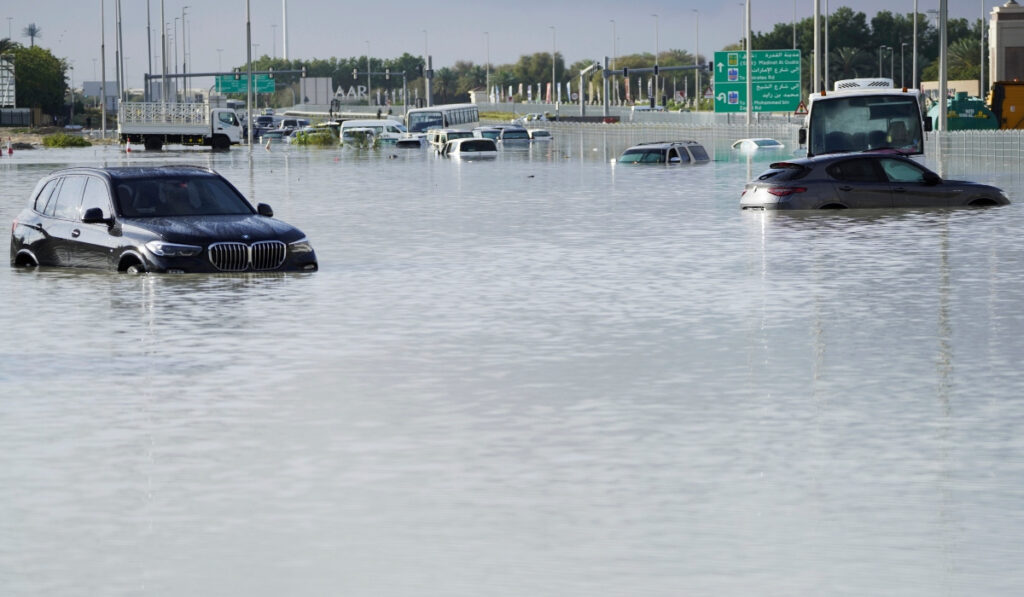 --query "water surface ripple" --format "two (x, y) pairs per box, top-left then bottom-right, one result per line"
(1, 135), (1022, 596)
